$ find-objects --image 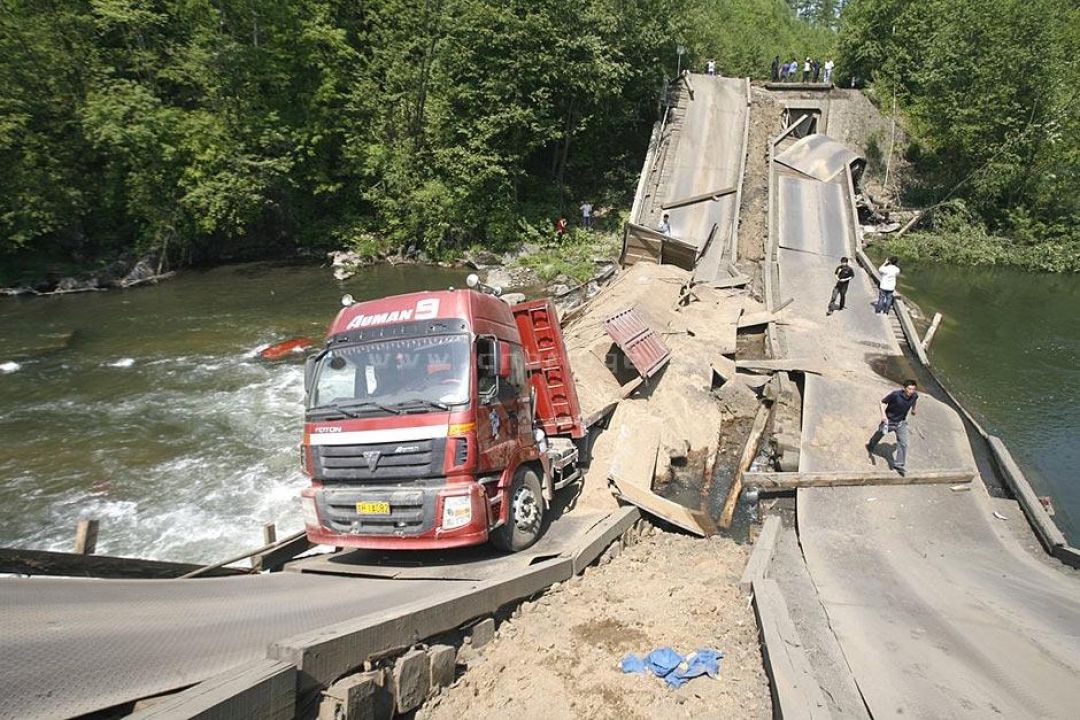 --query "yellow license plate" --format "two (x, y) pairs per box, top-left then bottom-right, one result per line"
(356, 501), (390, 515)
